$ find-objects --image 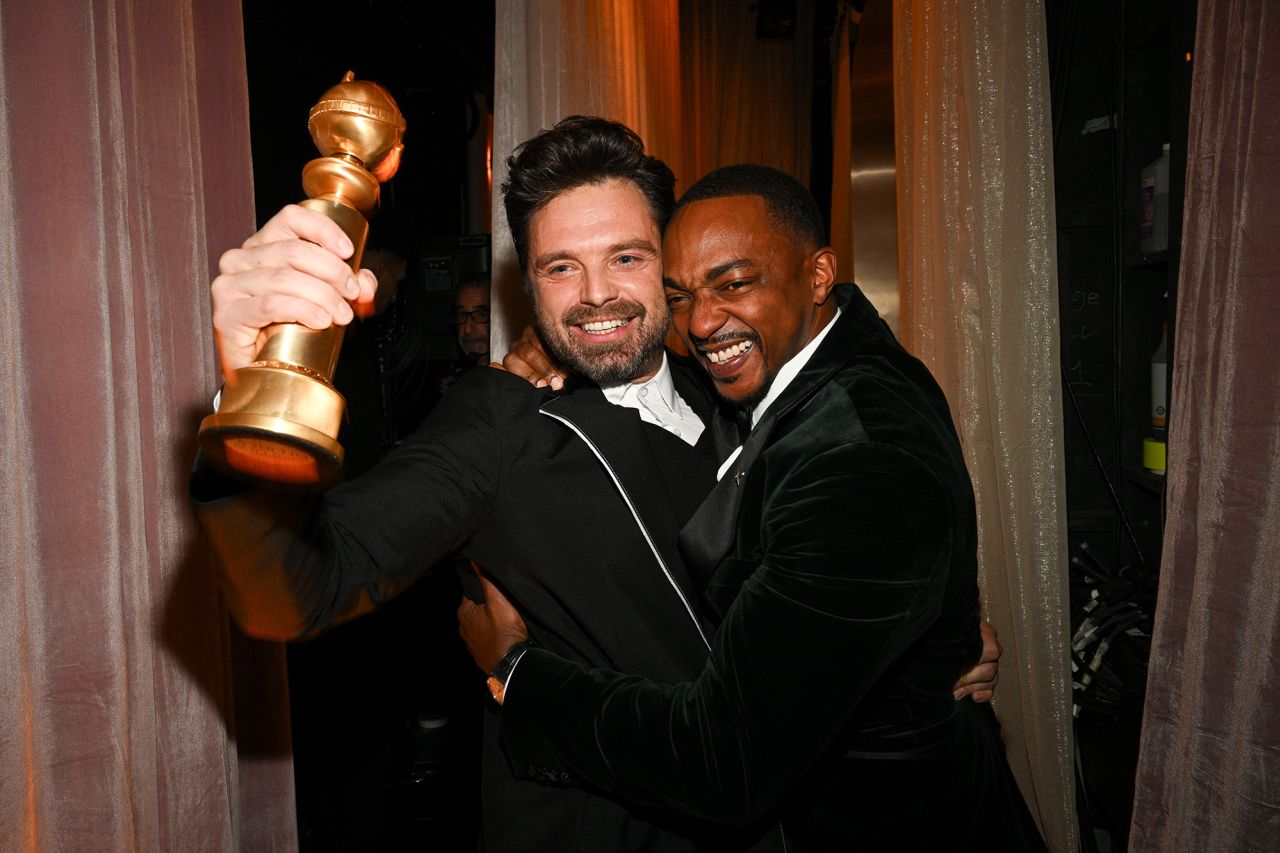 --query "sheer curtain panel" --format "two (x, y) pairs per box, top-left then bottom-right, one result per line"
(0, 1), (295, 849)
(893, 1), (1077, 849)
